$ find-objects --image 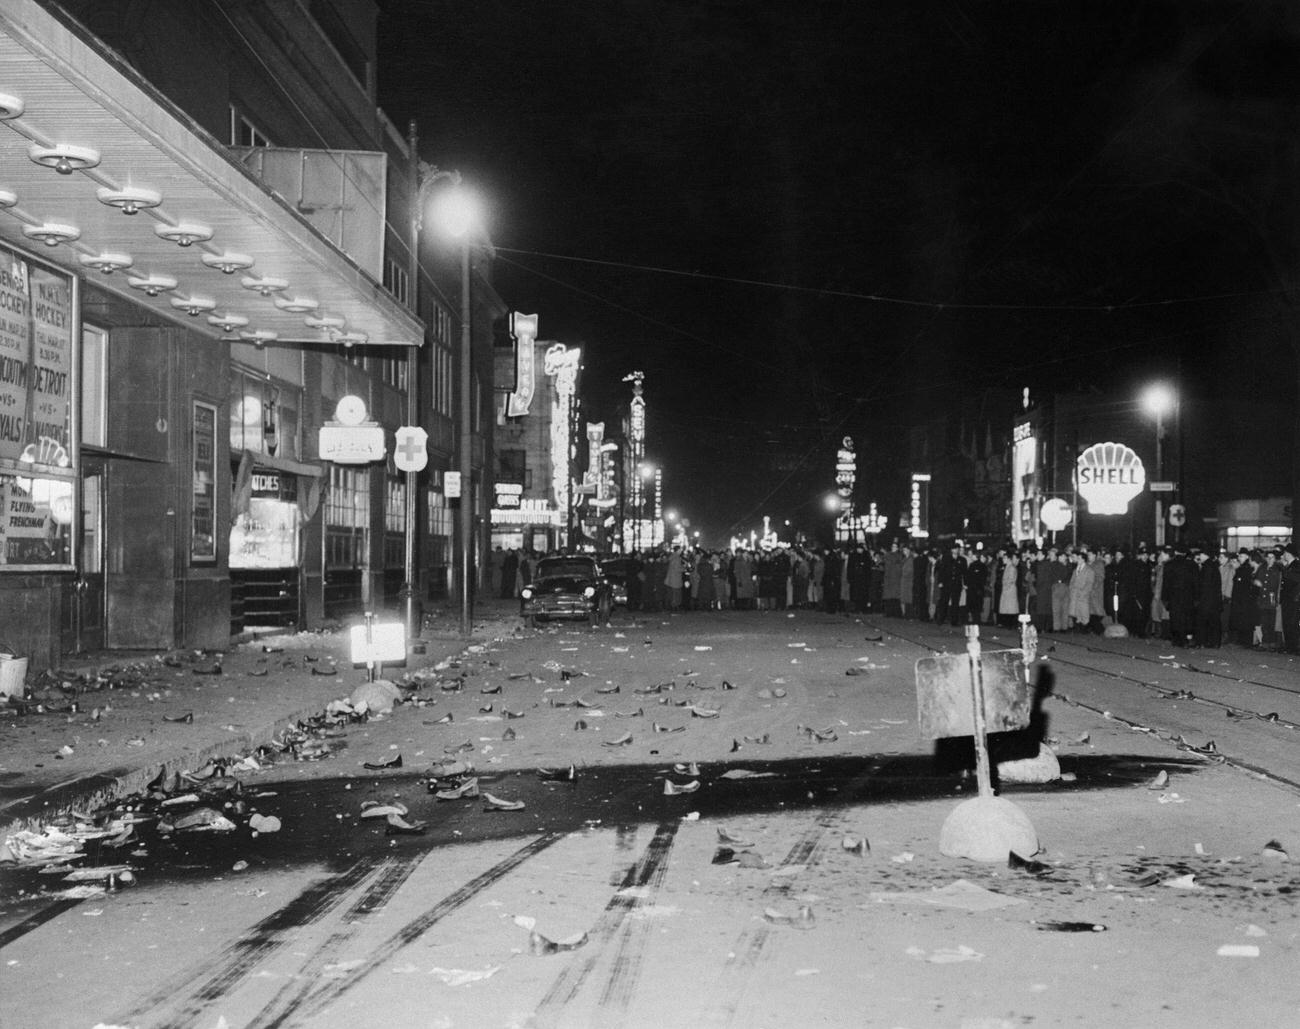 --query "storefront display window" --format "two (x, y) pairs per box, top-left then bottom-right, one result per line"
(230, 470), (299, 569)
(0, 473), (73, 566)
(0, 243), (76, 570)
